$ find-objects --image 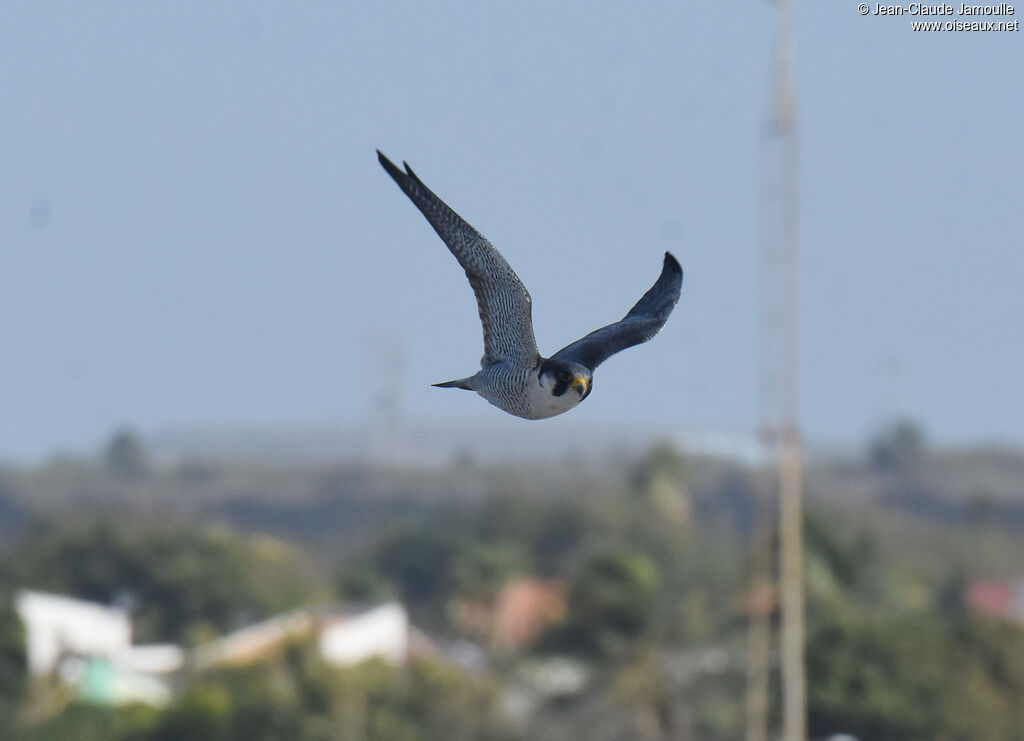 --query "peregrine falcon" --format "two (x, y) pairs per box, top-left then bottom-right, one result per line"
(378, 151), (683, 420)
